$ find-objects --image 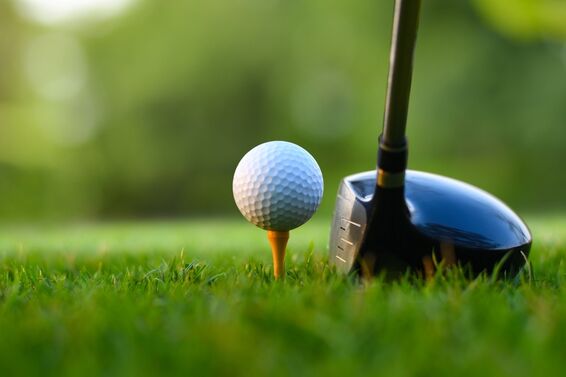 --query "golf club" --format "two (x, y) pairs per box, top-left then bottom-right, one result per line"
(329, 0), (532, 278)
